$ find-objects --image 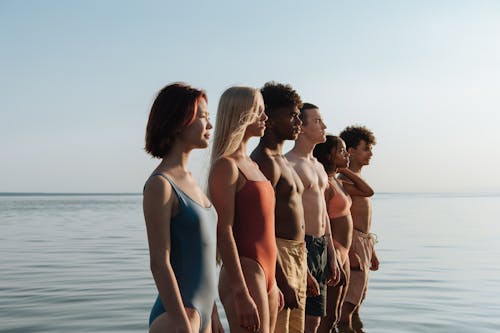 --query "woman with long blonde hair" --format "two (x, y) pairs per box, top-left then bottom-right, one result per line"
(209, 86), (282, 333)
